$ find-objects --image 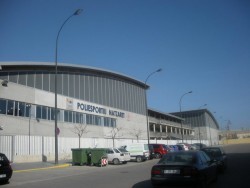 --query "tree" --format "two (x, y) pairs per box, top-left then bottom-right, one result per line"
(109, 126), (123, 147)
(129, 128), (143, 143)
(72, 123), (88, 148)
